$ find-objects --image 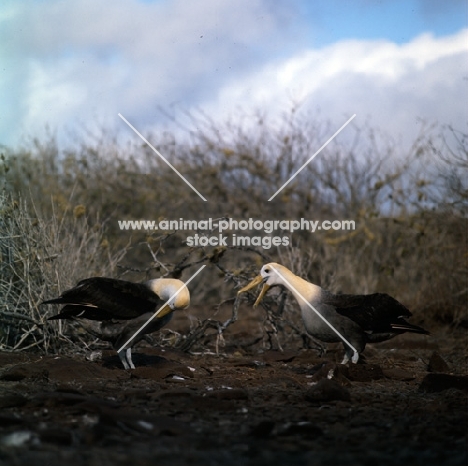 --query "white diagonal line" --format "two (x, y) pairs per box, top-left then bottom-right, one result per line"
(117, 265), (206, 353)
(118, 113), (208, 202)
(270, 267), (358, 354)
(268, 114), (356, 201)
